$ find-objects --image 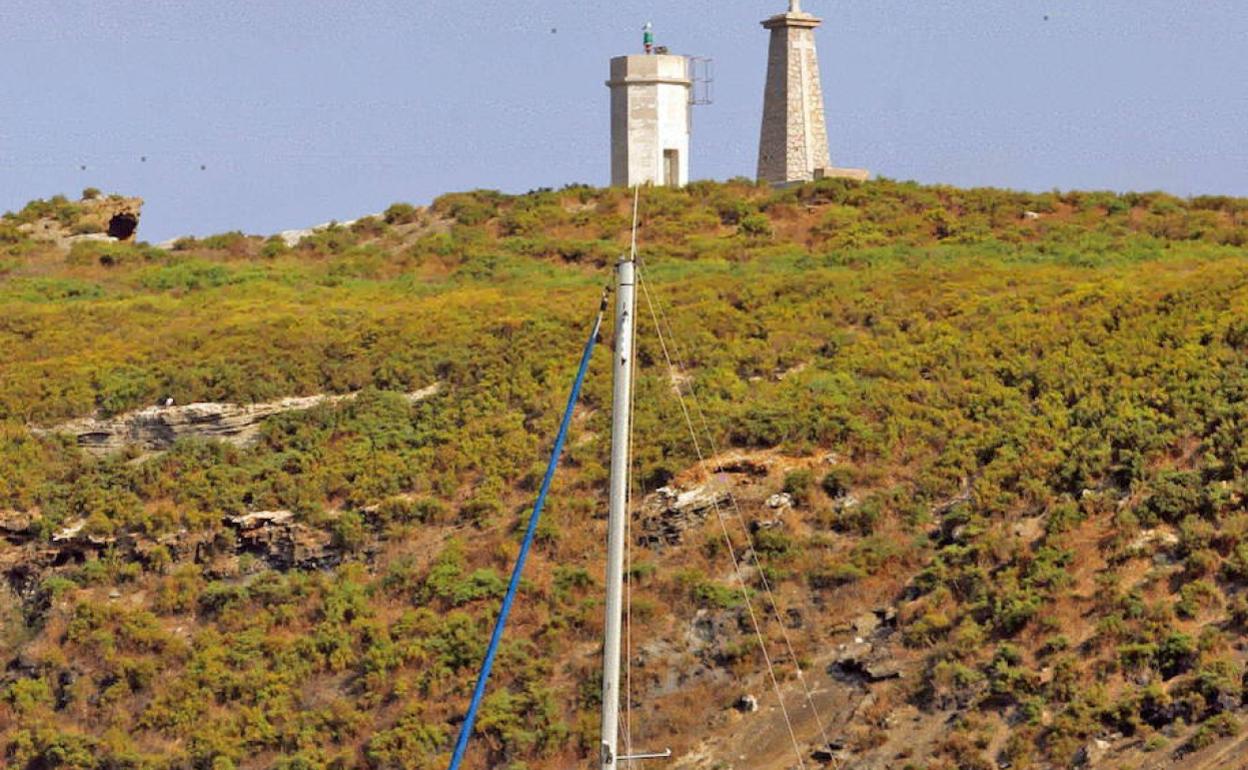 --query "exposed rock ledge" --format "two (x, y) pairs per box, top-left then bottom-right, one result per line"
(639, 483), (730, 548)
(1, 509), (348, 605)
(32, 384), (441, 455)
